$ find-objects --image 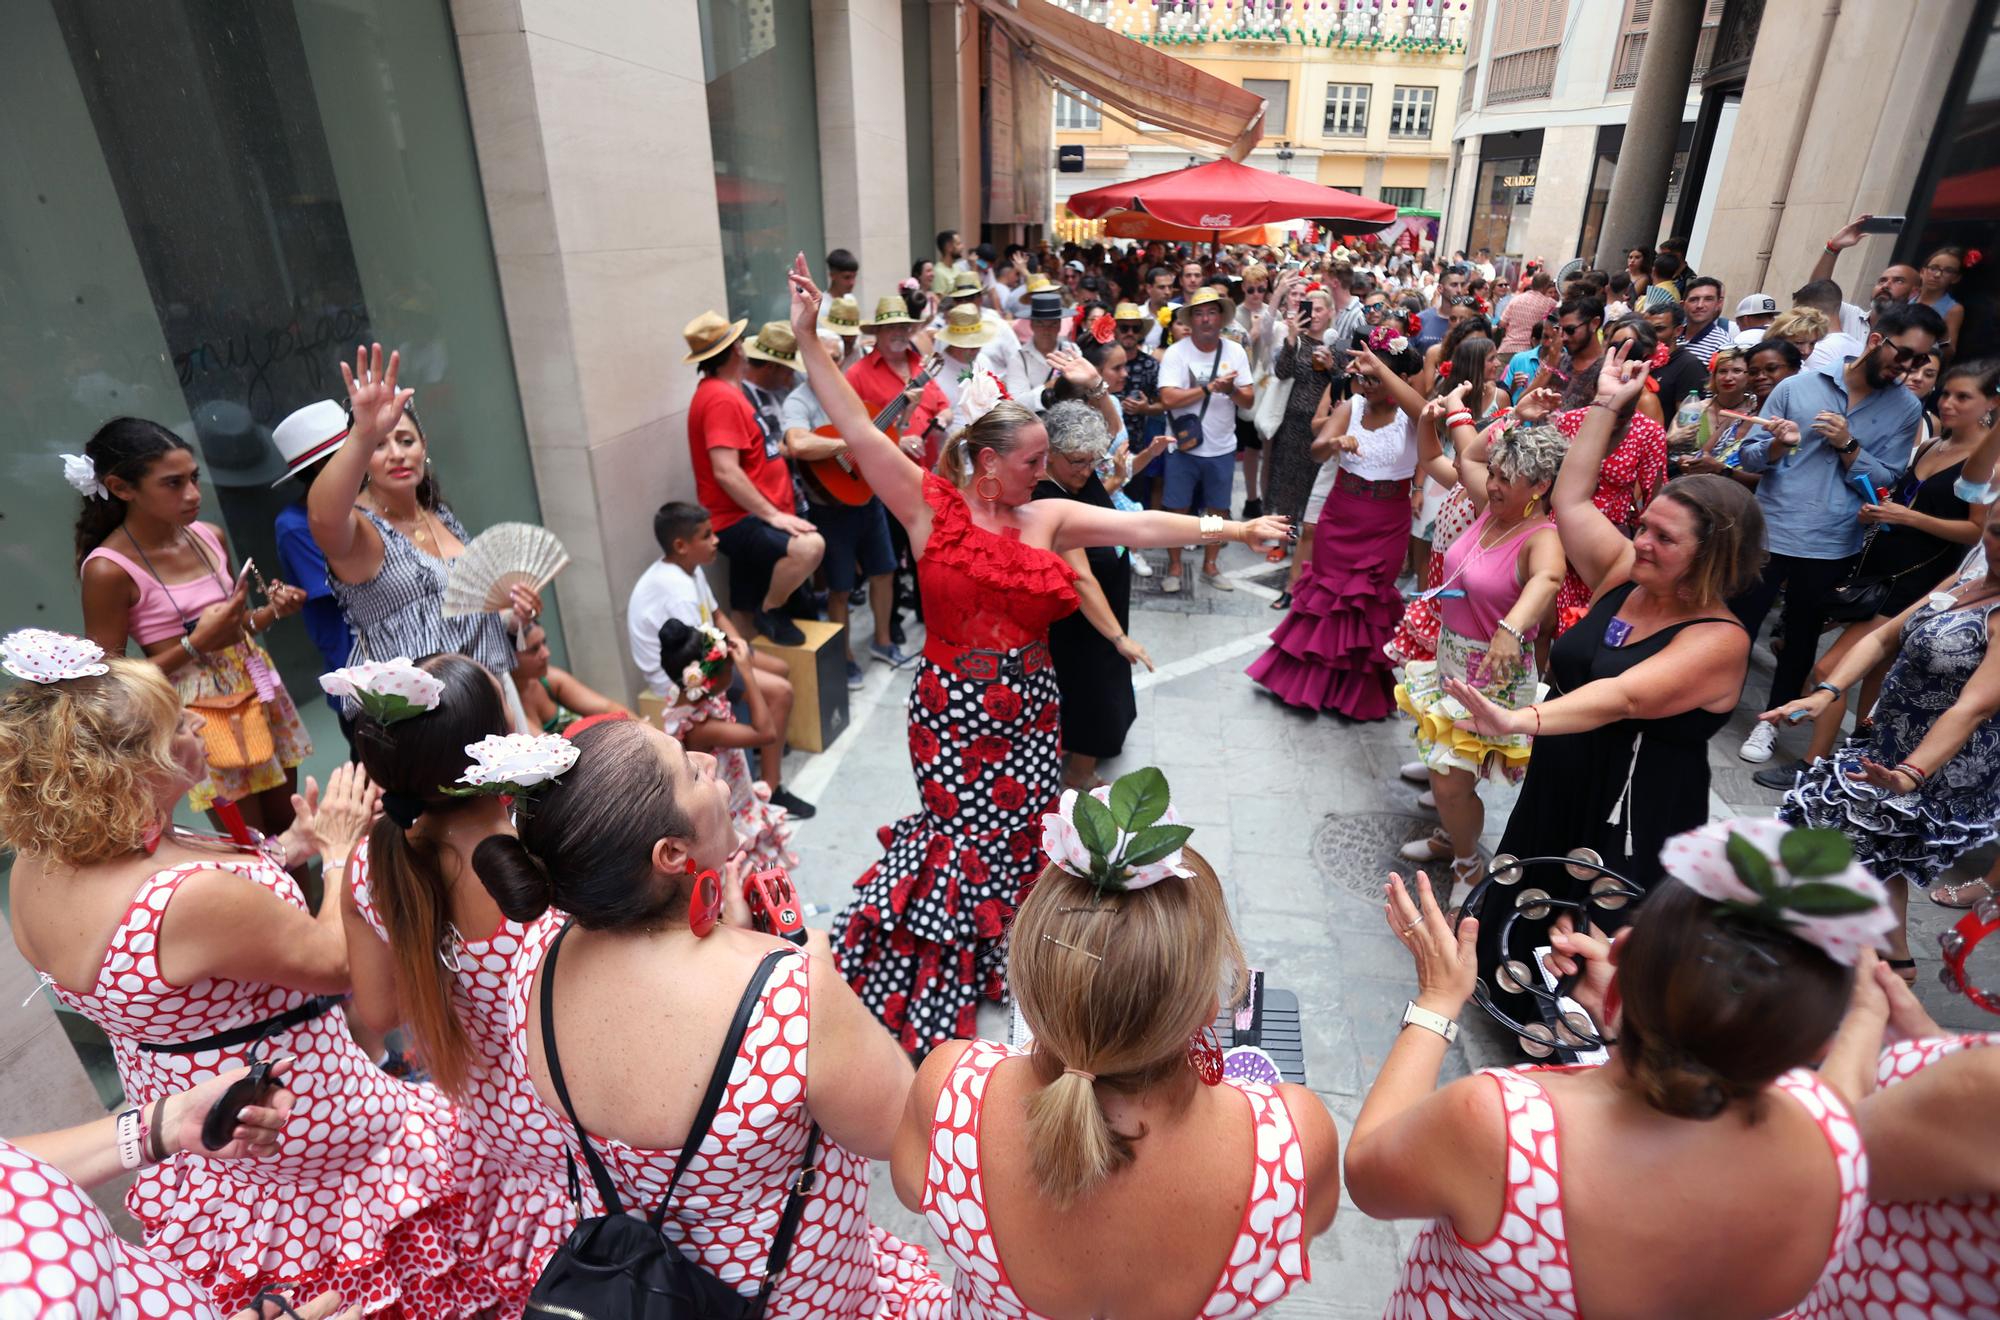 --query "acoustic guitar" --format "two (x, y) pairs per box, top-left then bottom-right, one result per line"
(806, 354), (946, 506)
